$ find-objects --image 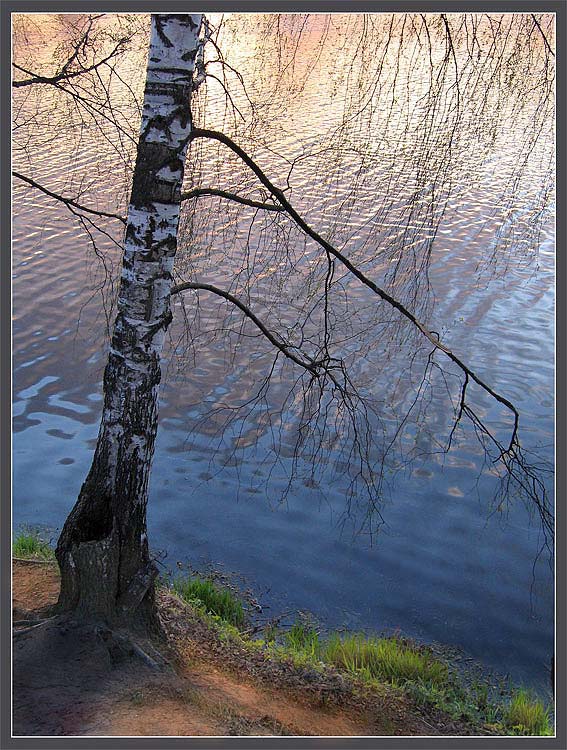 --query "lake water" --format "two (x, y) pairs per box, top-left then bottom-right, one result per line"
(12, 13), (555, 693)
